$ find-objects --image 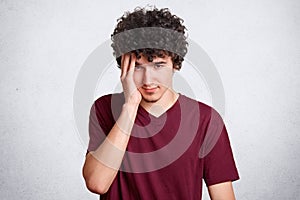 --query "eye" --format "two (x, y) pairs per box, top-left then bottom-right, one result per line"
(154, 64), (163, 69)
(134, 65), (142, 70)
